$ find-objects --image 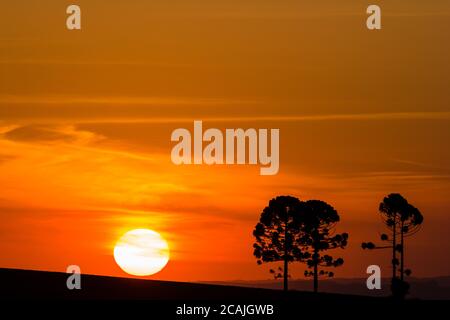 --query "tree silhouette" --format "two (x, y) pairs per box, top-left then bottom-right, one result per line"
(362, 193), (424, 299)
(253, 196), (303, 291)
(297, 200), (348, 293)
